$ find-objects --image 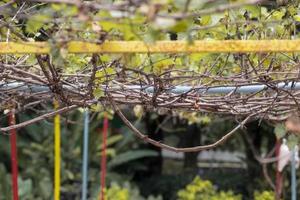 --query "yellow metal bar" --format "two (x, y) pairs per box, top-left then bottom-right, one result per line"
(1, 40), (300, 54)
(54, 101), (61, 200)
(0, 42), (50, 54)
